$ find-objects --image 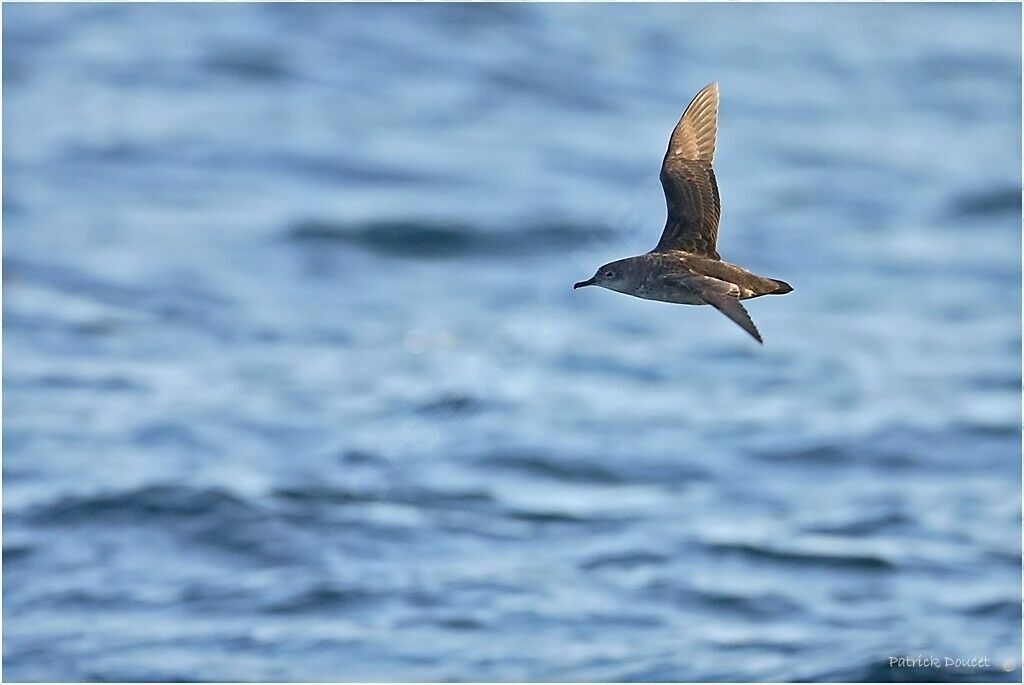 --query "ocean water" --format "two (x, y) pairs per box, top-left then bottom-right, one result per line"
(3, 3), (1021, 682)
